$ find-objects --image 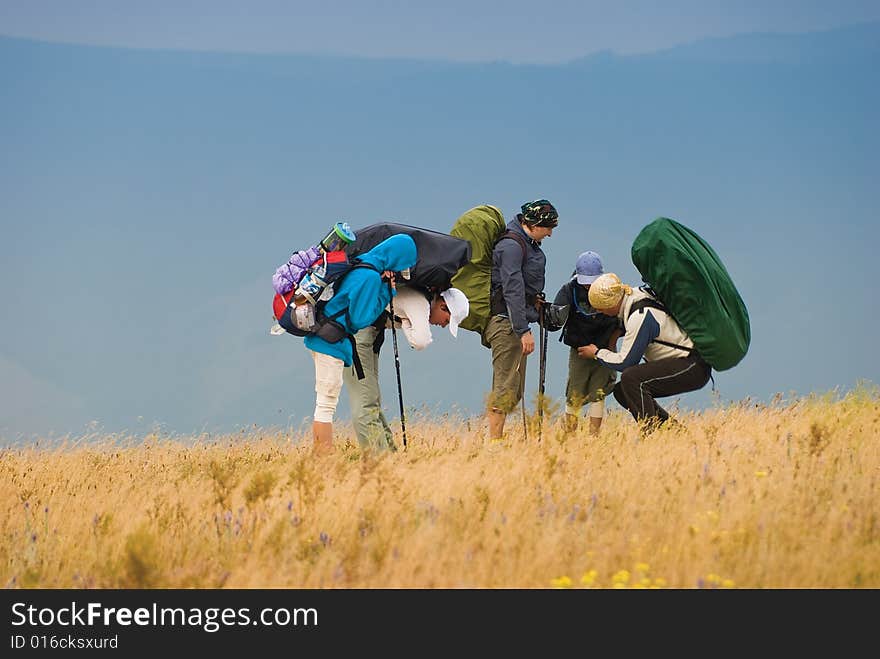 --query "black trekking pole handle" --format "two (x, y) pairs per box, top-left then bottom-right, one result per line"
(388, 282), (407, 449)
